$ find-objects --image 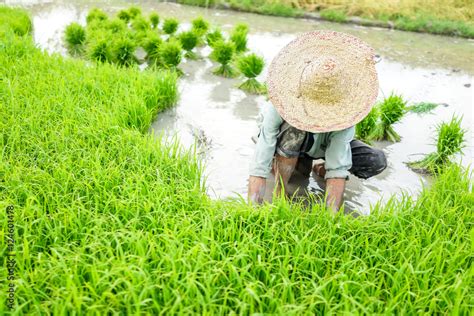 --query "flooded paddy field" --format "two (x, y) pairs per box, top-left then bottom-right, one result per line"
(13, 0), (474, 213)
